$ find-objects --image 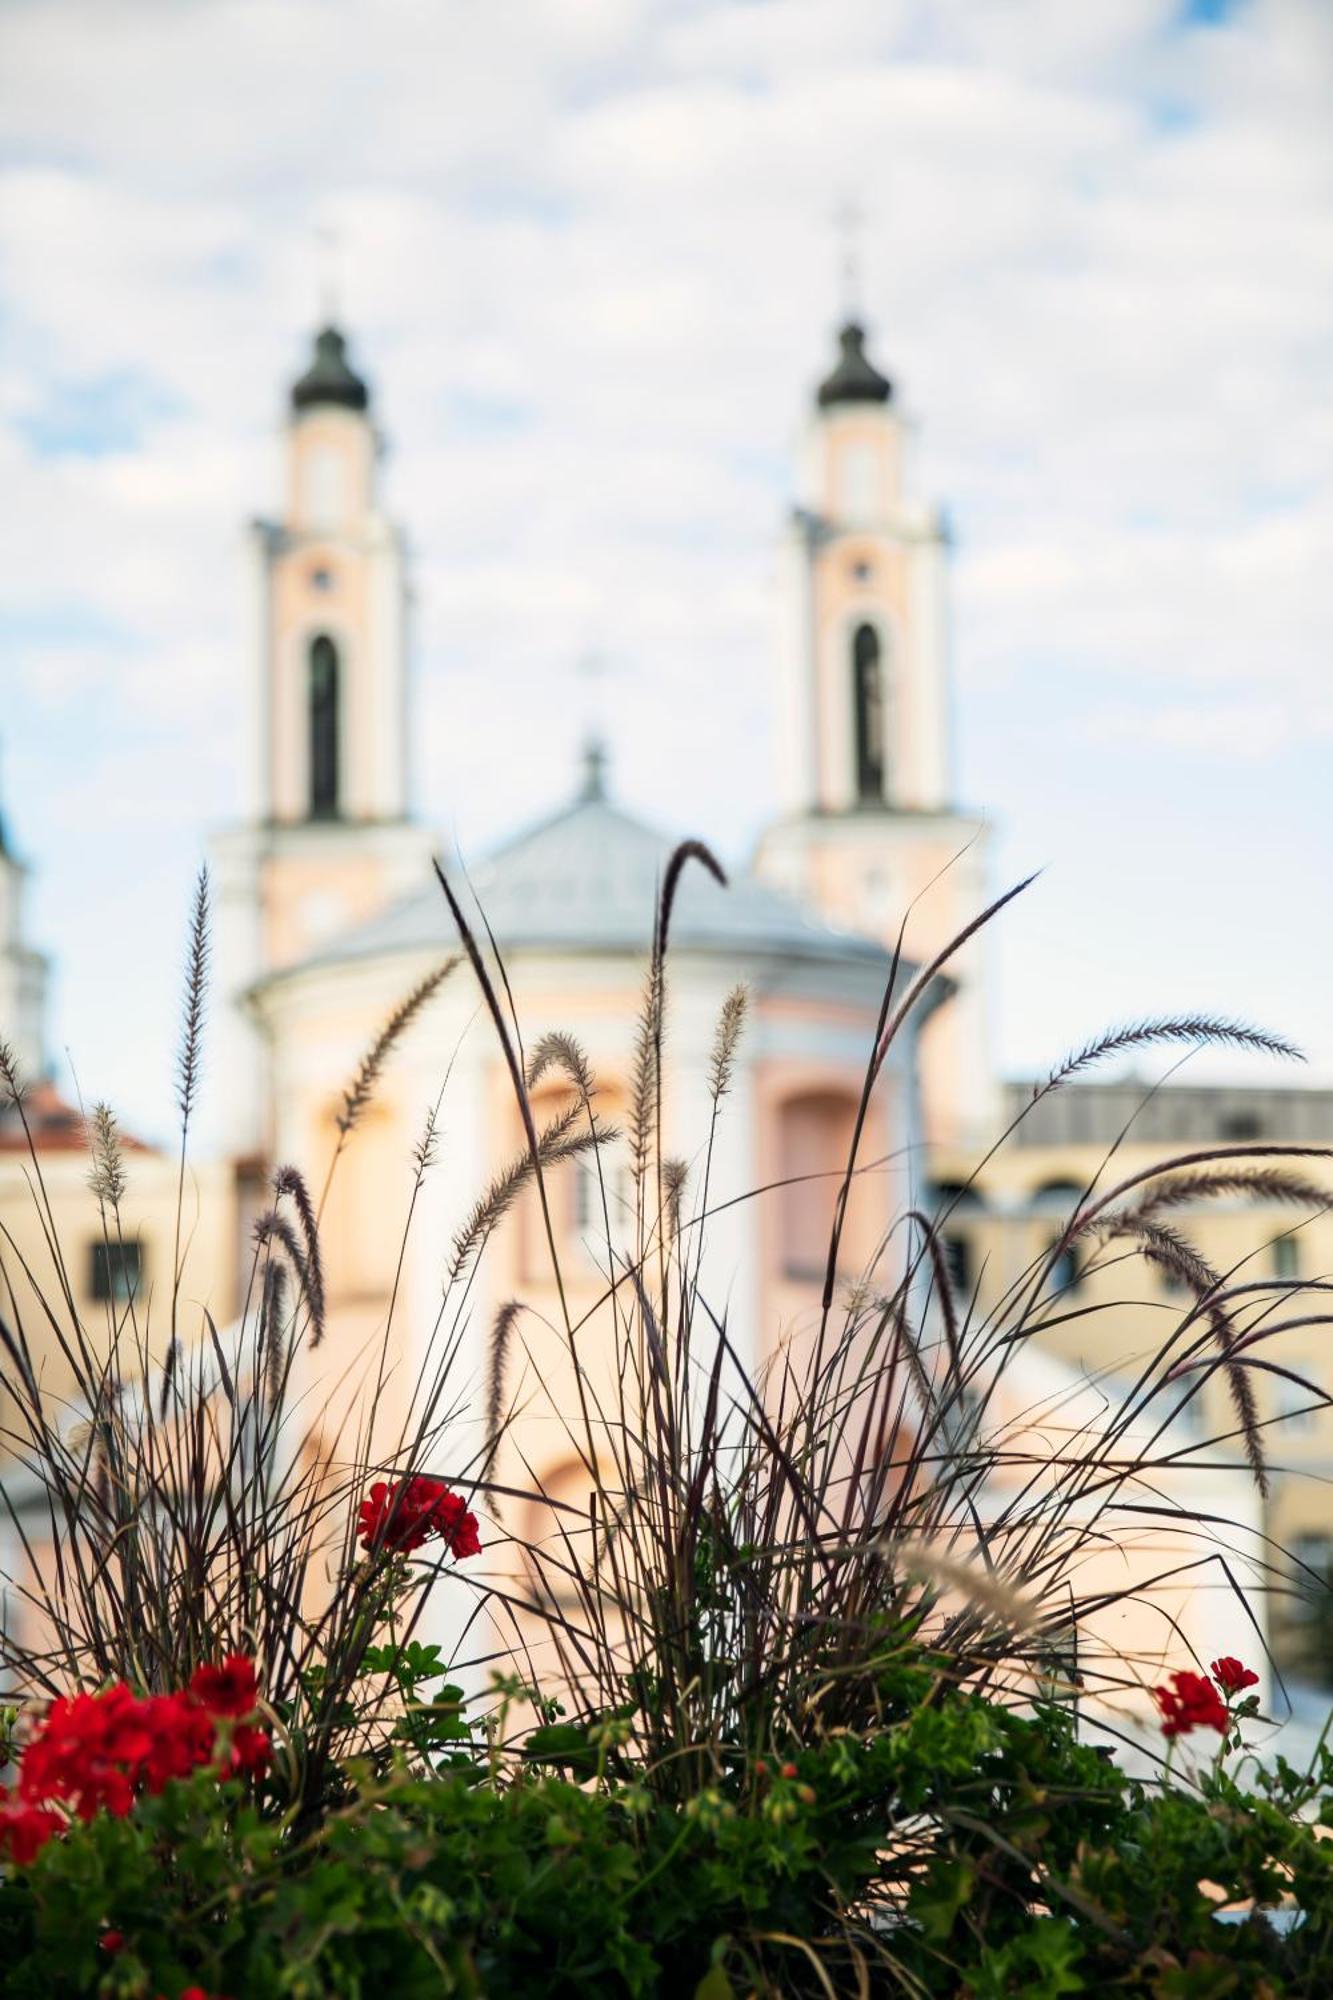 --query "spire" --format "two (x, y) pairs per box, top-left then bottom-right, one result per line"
(578, 735), (608, 804)
(291, 325), (369, 414)
(817, 322), (892, 409)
